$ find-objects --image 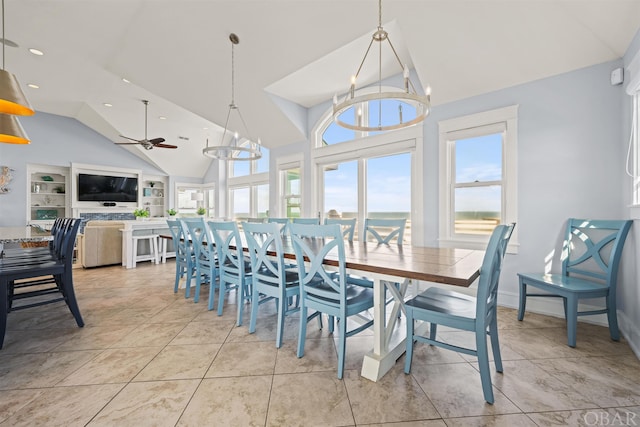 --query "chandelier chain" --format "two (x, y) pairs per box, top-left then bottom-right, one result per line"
(230, 41), (235, 107)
